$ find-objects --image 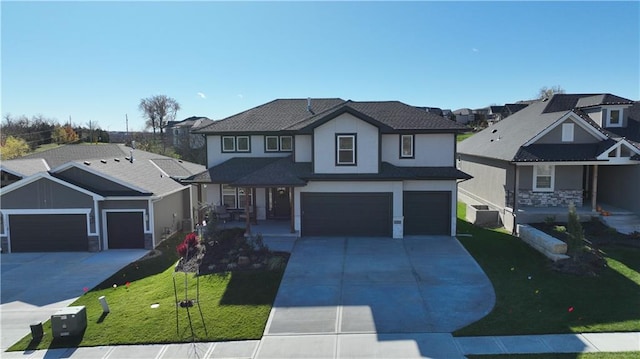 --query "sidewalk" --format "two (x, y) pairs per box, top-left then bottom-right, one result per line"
(2, 332), (638, 358)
